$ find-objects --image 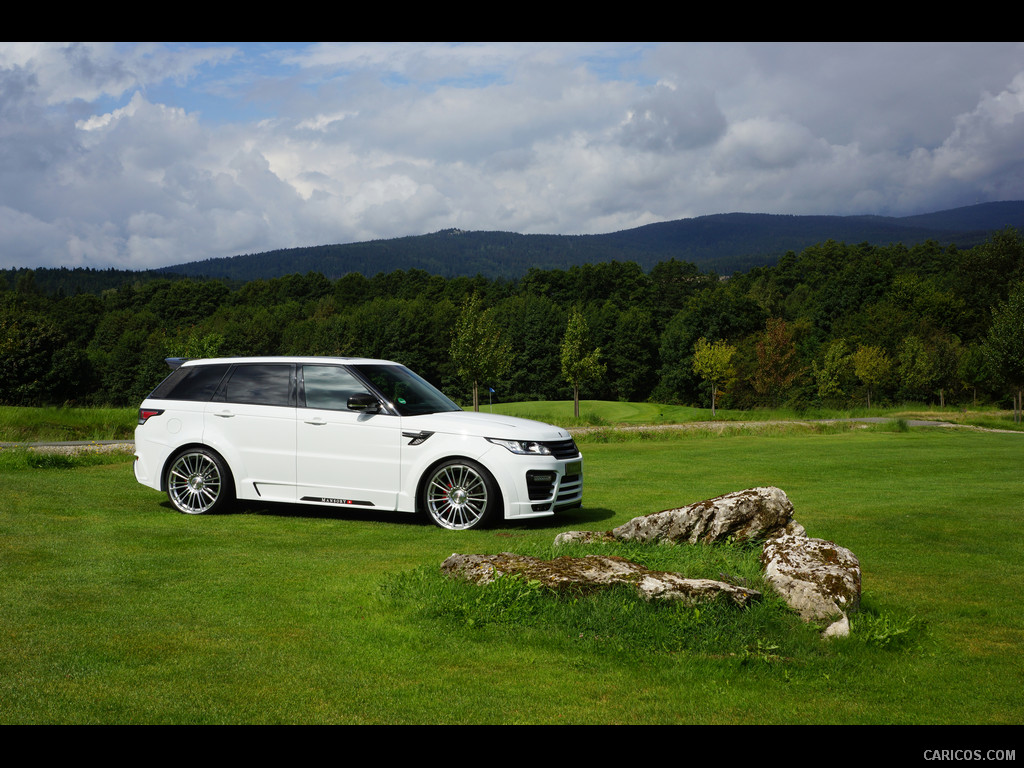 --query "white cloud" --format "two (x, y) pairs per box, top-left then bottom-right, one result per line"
(2, 42), (1024, 270)
(928, 72), (1024, 183)
(618, 80), (726, 152)
(0, 42), (237, 105)
(715, 117), (830, 170)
